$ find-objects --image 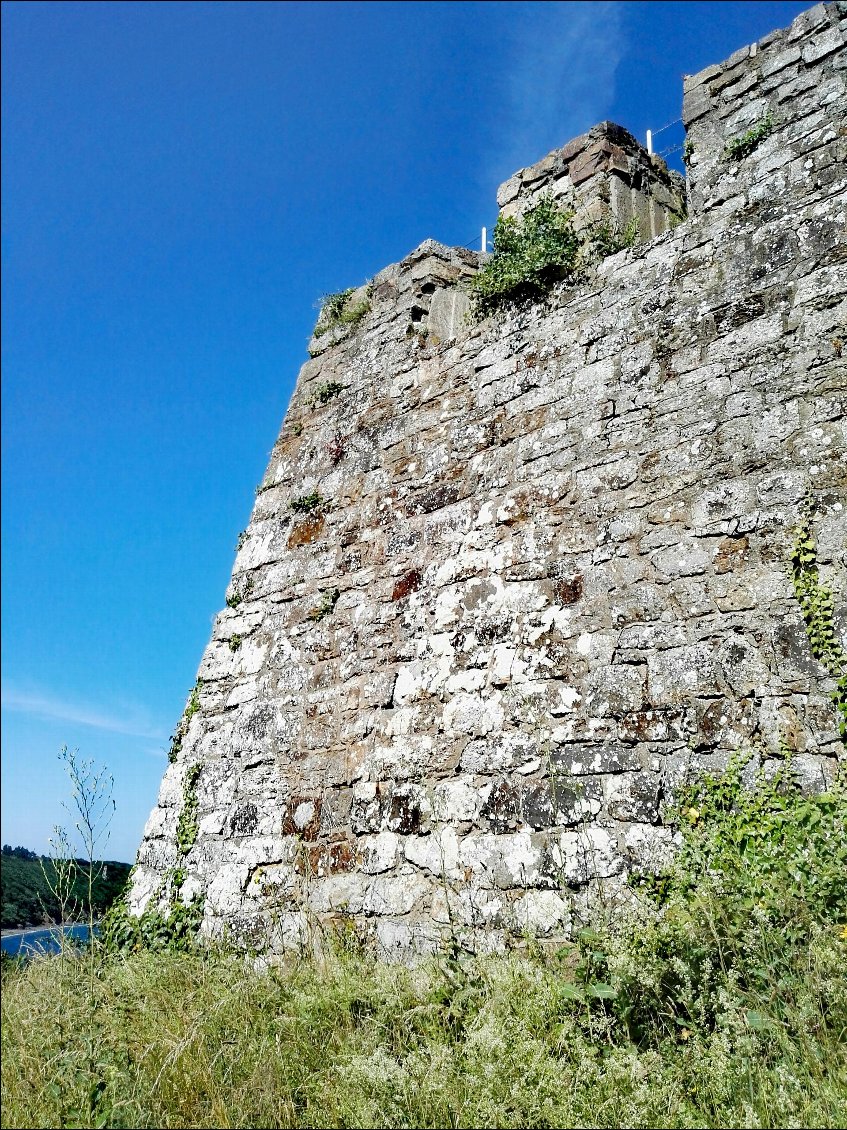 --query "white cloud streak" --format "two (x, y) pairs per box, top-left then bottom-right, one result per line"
(490, 1), (625, 186)
(2, 687), (167, 743)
